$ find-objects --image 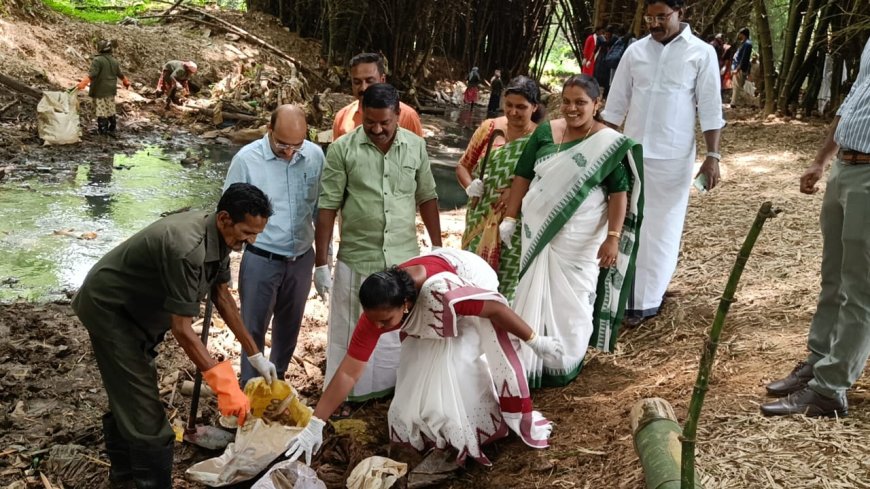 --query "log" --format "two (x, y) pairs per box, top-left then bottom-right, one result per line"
(0, 73), (42, 100)
(417, 106), (446, 115)
(195, 107), (261, 122)
(630, 398), (698, 489)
